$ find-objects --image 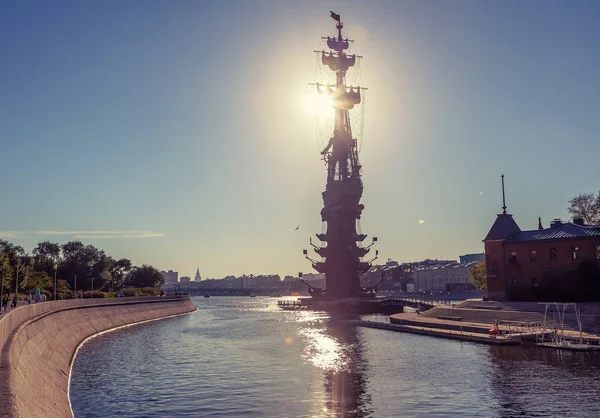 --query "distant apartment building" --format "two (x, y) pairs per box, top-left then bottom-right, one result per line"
(301, 272), (326, 289)
(360, 259), (458, 292)
(180, 276), (191, 284)
(160, 270), (178, 283)
(459, 253), (485, 264)
(414, 262), (478, 292)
